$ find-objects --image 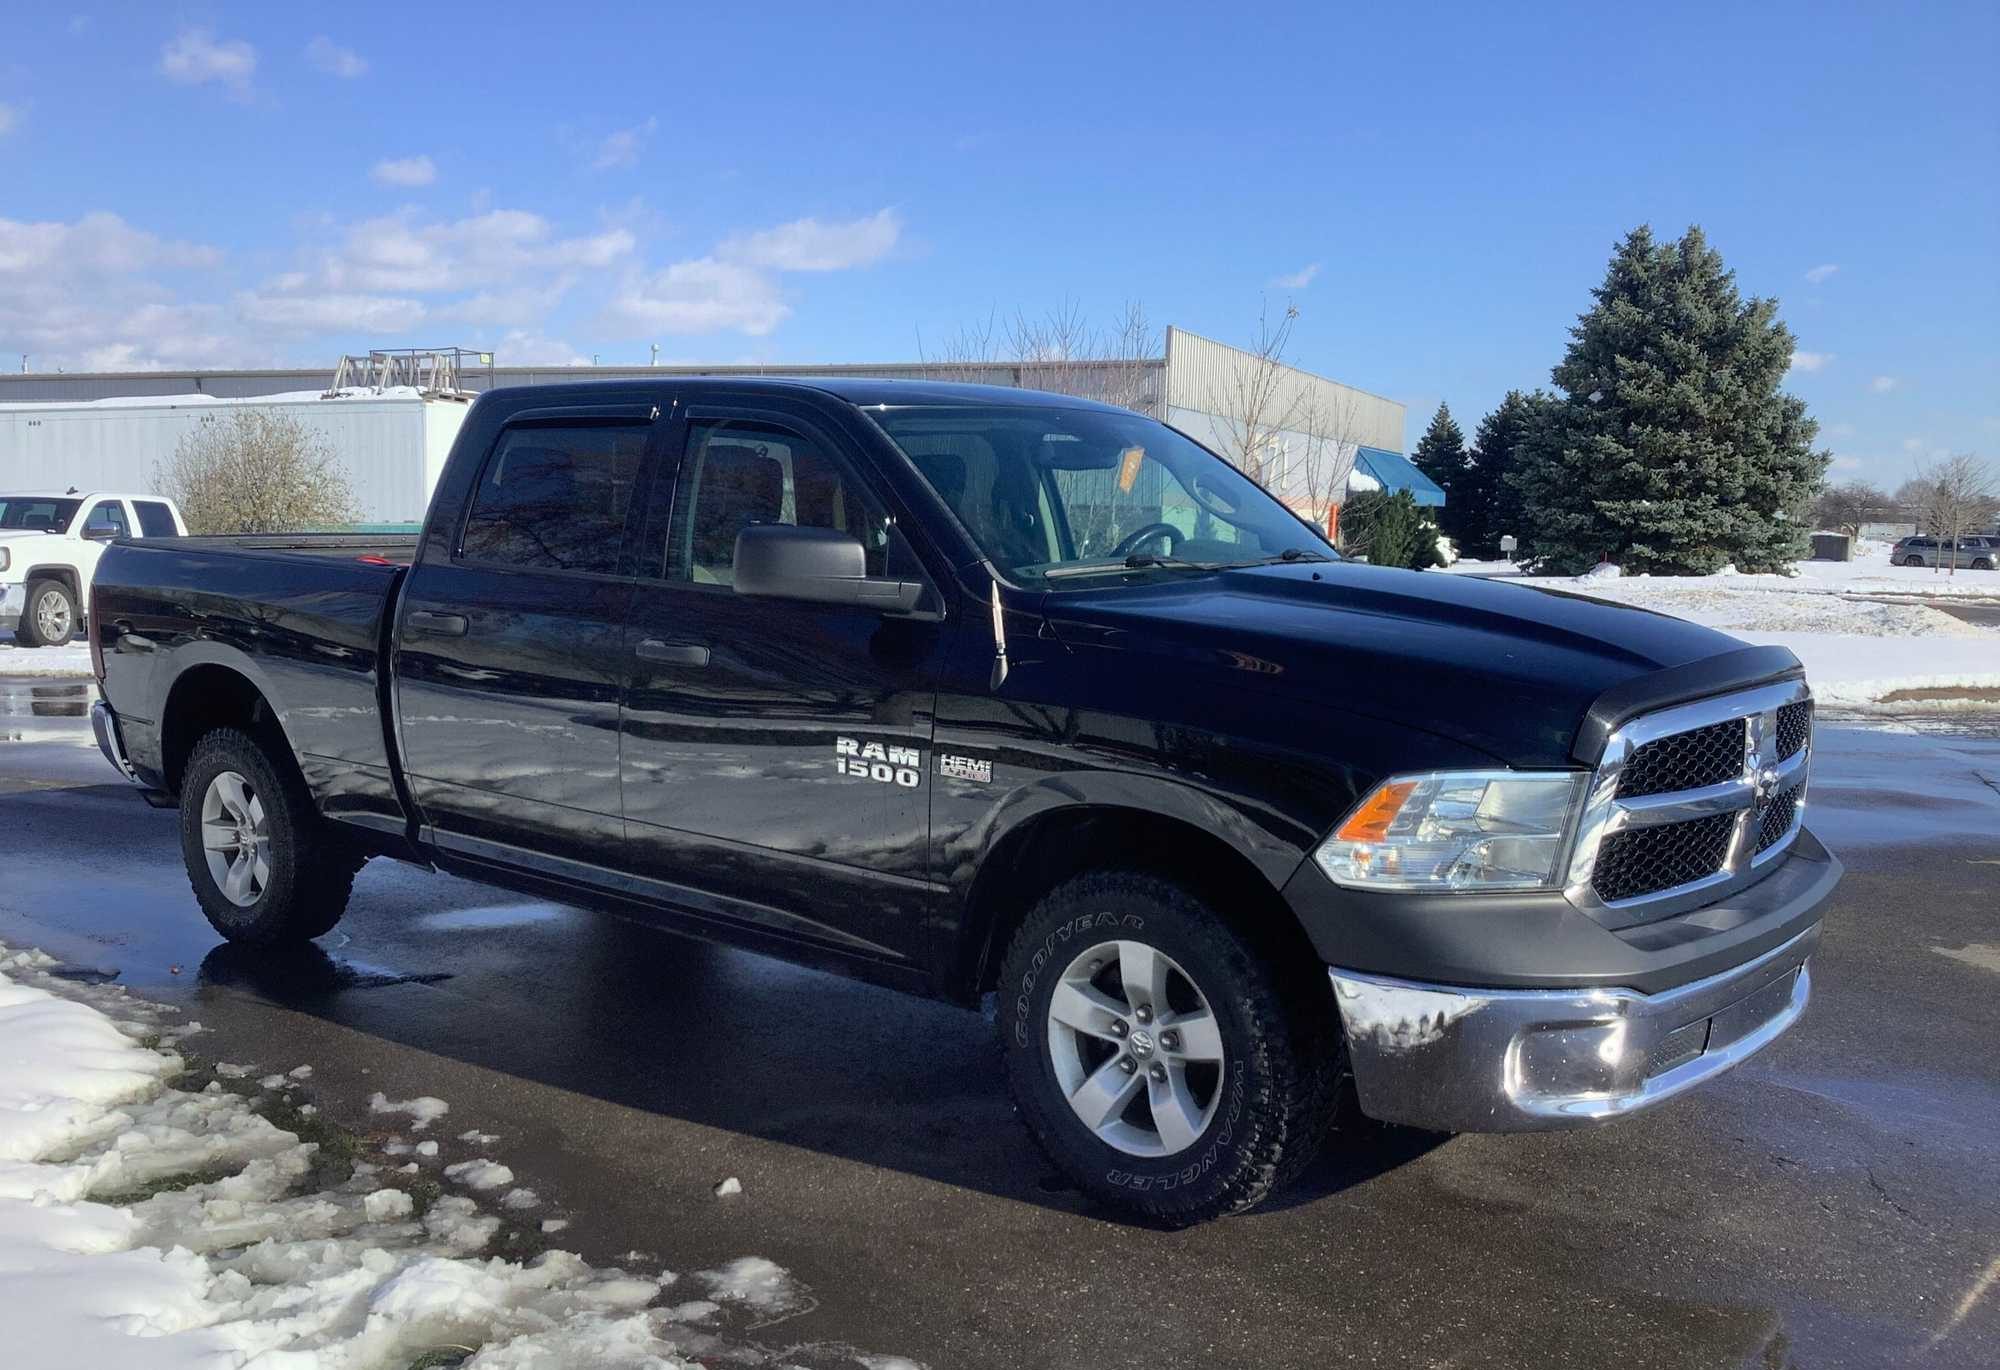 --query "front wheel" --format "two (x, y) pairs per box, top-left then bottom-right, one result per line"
(997, 872), (1340, 1225)
(1903, 555), (1926, 567)
(178, 727), (363, 945)
(1973, 558), (1994, 572)
(17, 579), (77, 647)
